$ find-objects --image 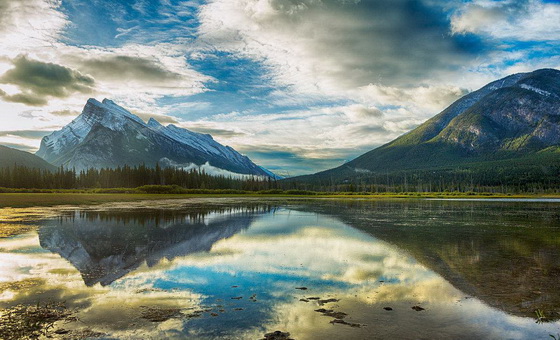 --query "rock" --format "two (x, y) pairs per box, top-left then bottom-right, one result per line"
(411, 306), (425, 311)
(299, 298), (309, 302)
(329, 319), (362, 328)
(318, 298), (339, 306)
(140, 306), (181, 322)
(262, 330), (294, 340)
(315, 308), (347, 319)
(315, 308), (333, 313)
(231, 296), (243, 300)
